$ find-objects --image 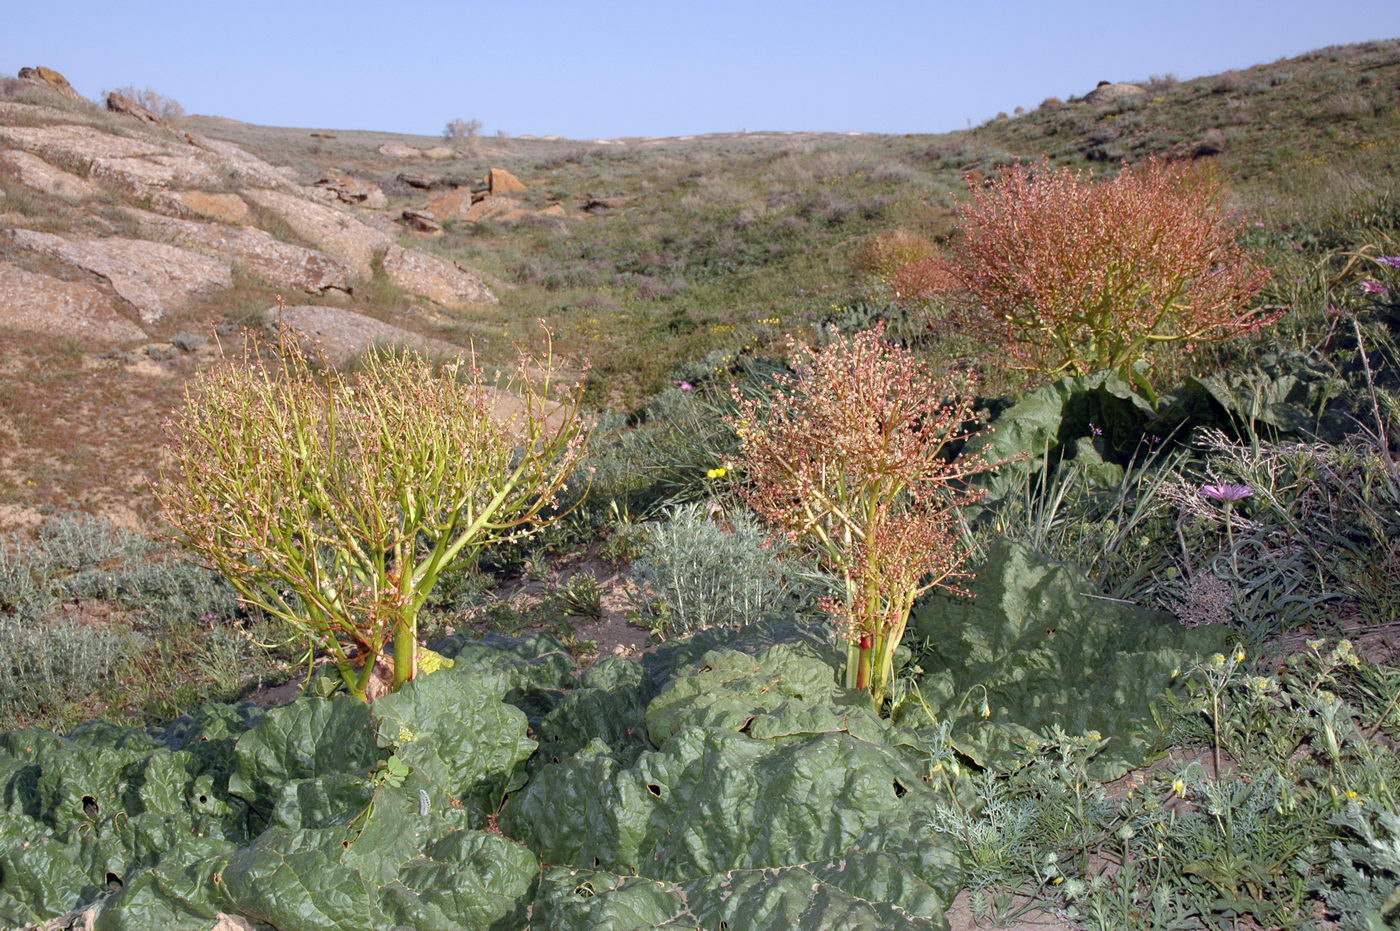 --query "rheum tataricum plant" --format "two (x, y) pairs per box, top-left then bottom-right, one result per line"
(730, 326), (995, 706)
(924, 157), (1276, 400)
(156, 332), (586, 701)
